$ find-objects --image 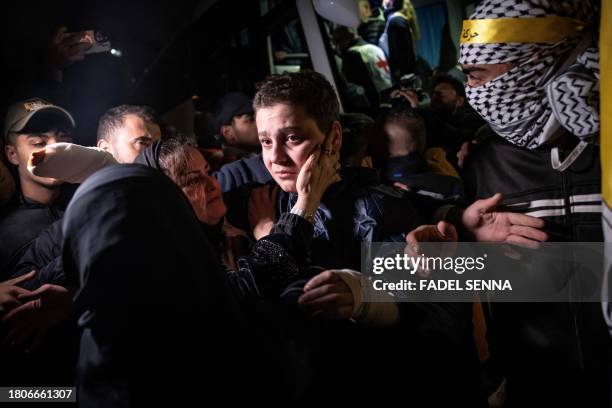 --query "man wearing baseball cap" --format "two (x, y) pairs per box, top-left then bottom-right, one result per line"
(0, 98), (75, 279)
(213, 92), (260, 160)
